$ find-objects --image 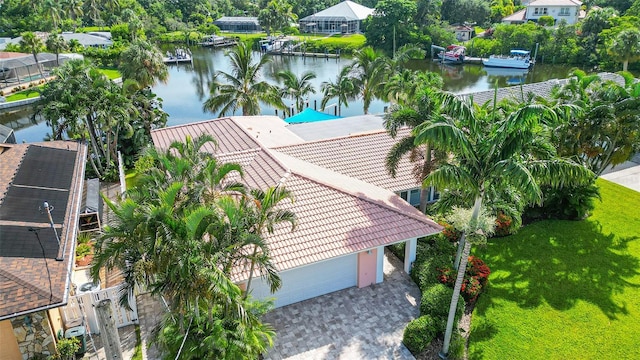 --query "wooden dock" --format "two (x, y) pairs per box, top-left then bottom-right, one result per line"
(272, 50), (340, 59)
(199, 38), (237, 48)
